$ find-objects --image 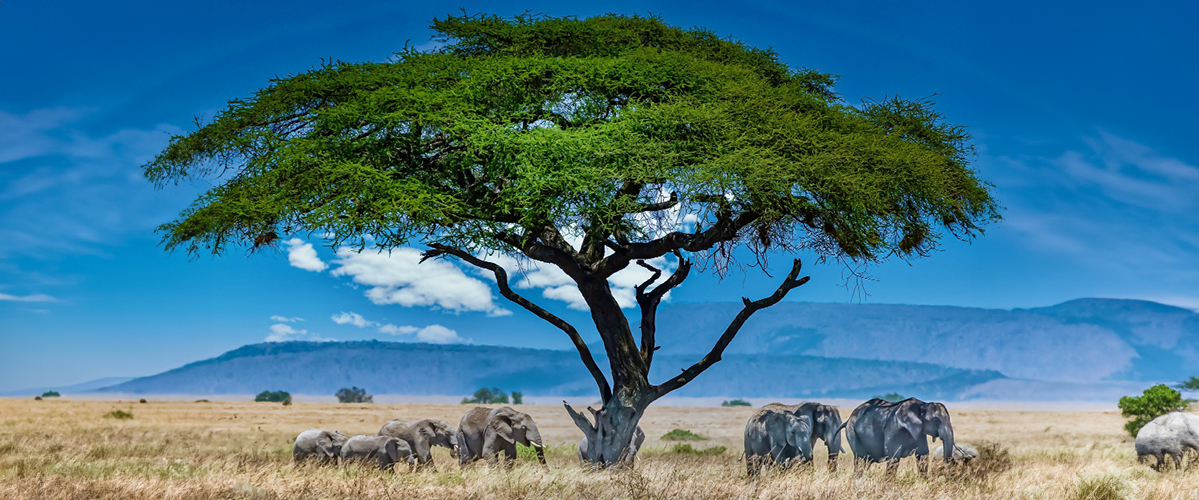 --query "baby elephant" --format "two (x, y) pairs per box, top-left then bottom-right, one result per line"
(293, 429), (348, 464)
(1136, 412), (1199, 471)
(340, 435), (415, 471)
